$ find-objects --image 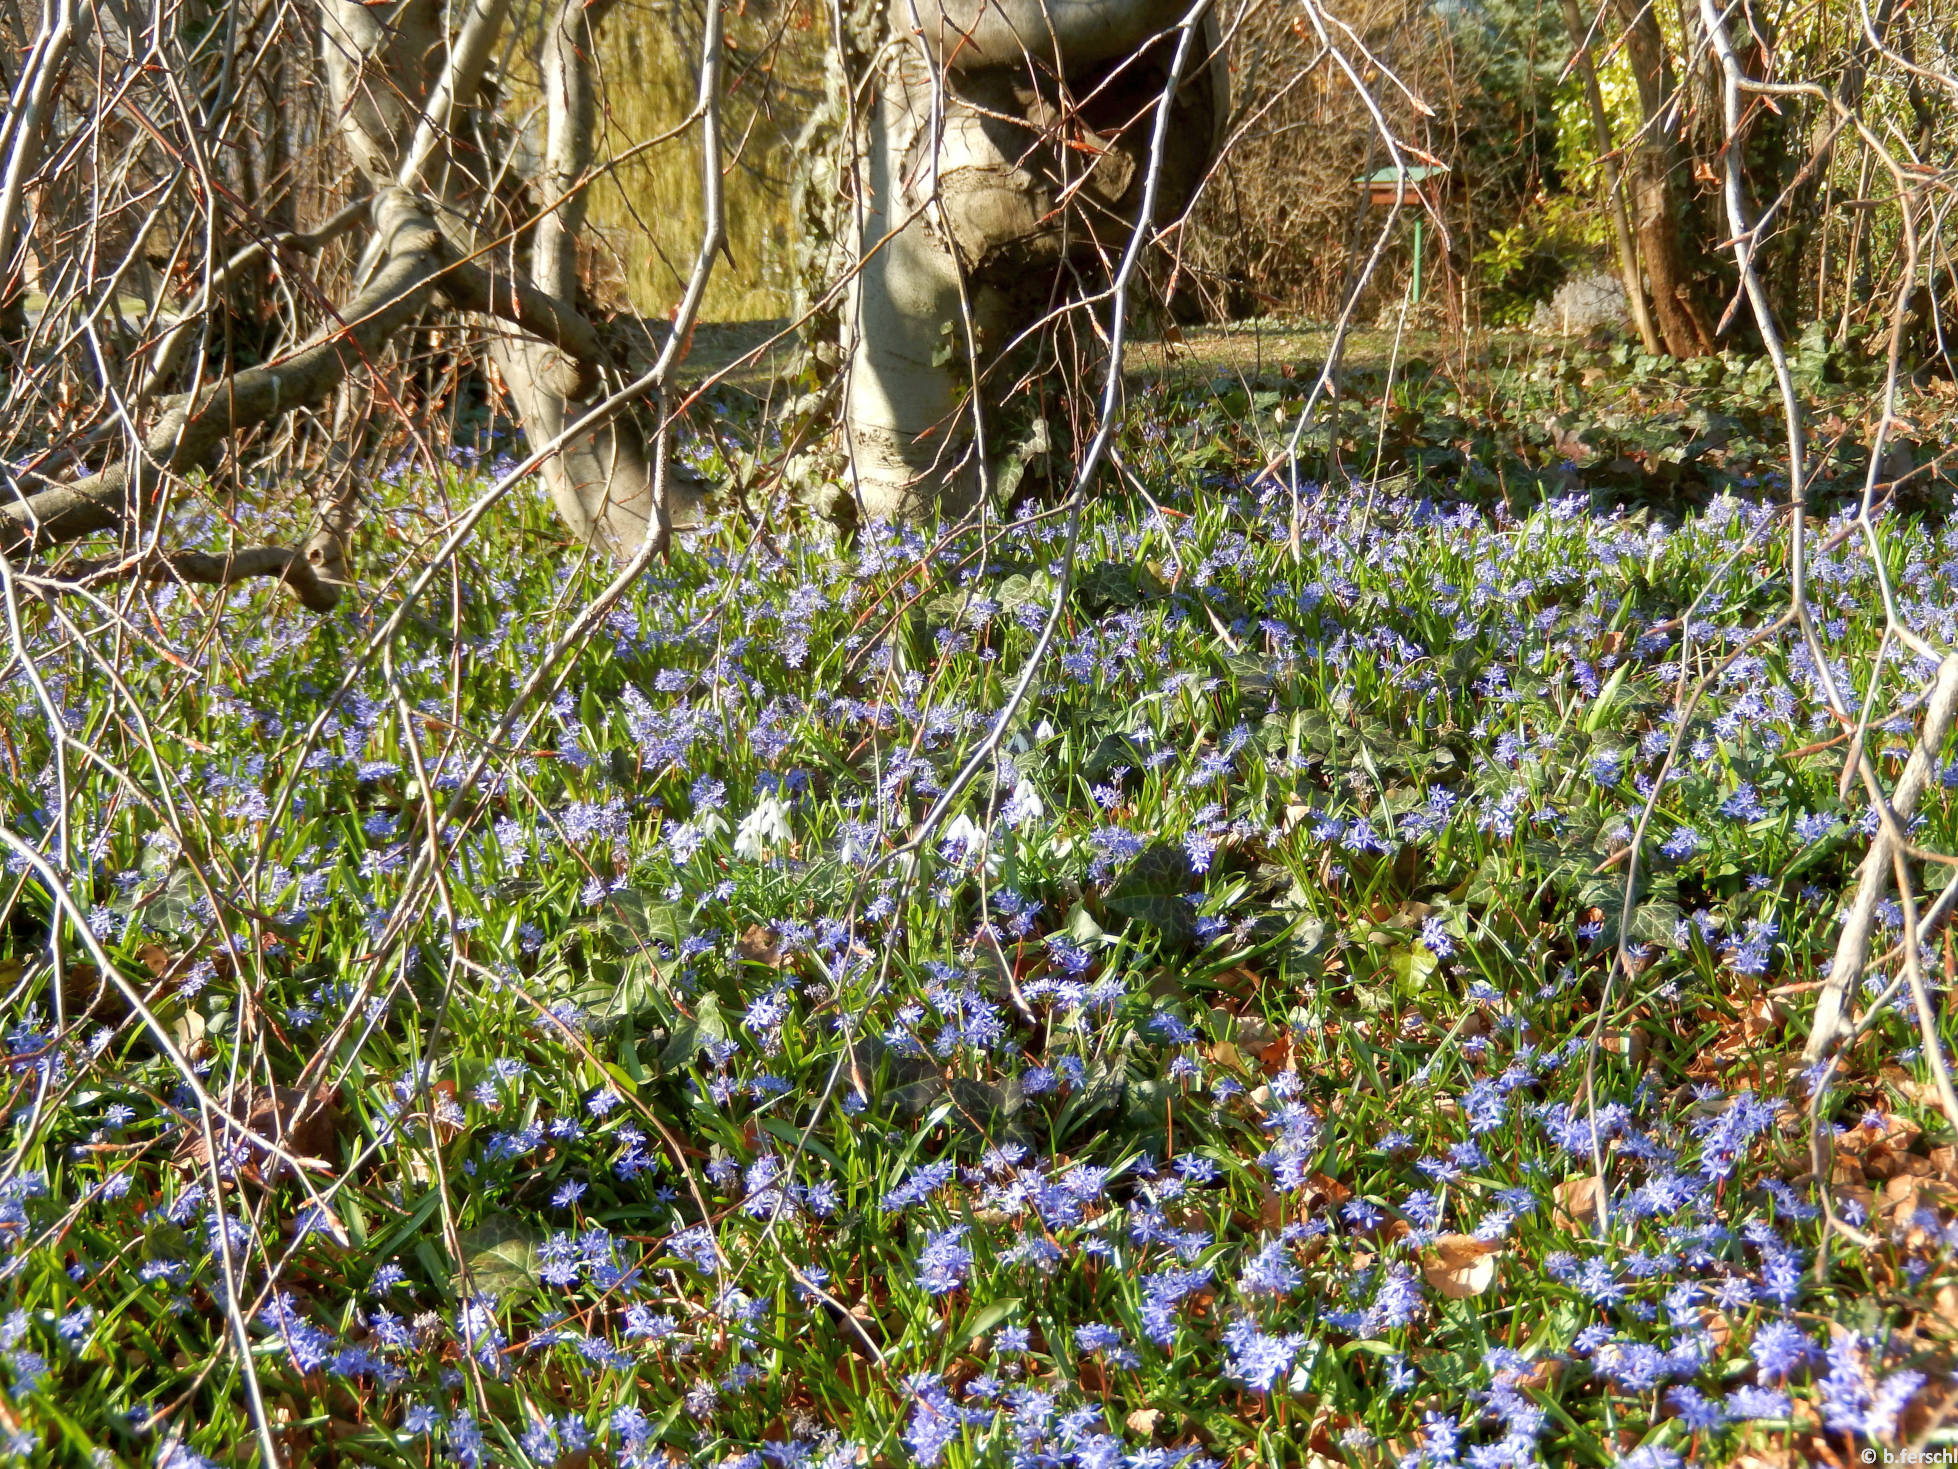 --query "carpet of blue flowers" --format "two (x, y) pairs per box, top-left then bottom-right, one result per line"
(3, 365), (1957, 1468)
